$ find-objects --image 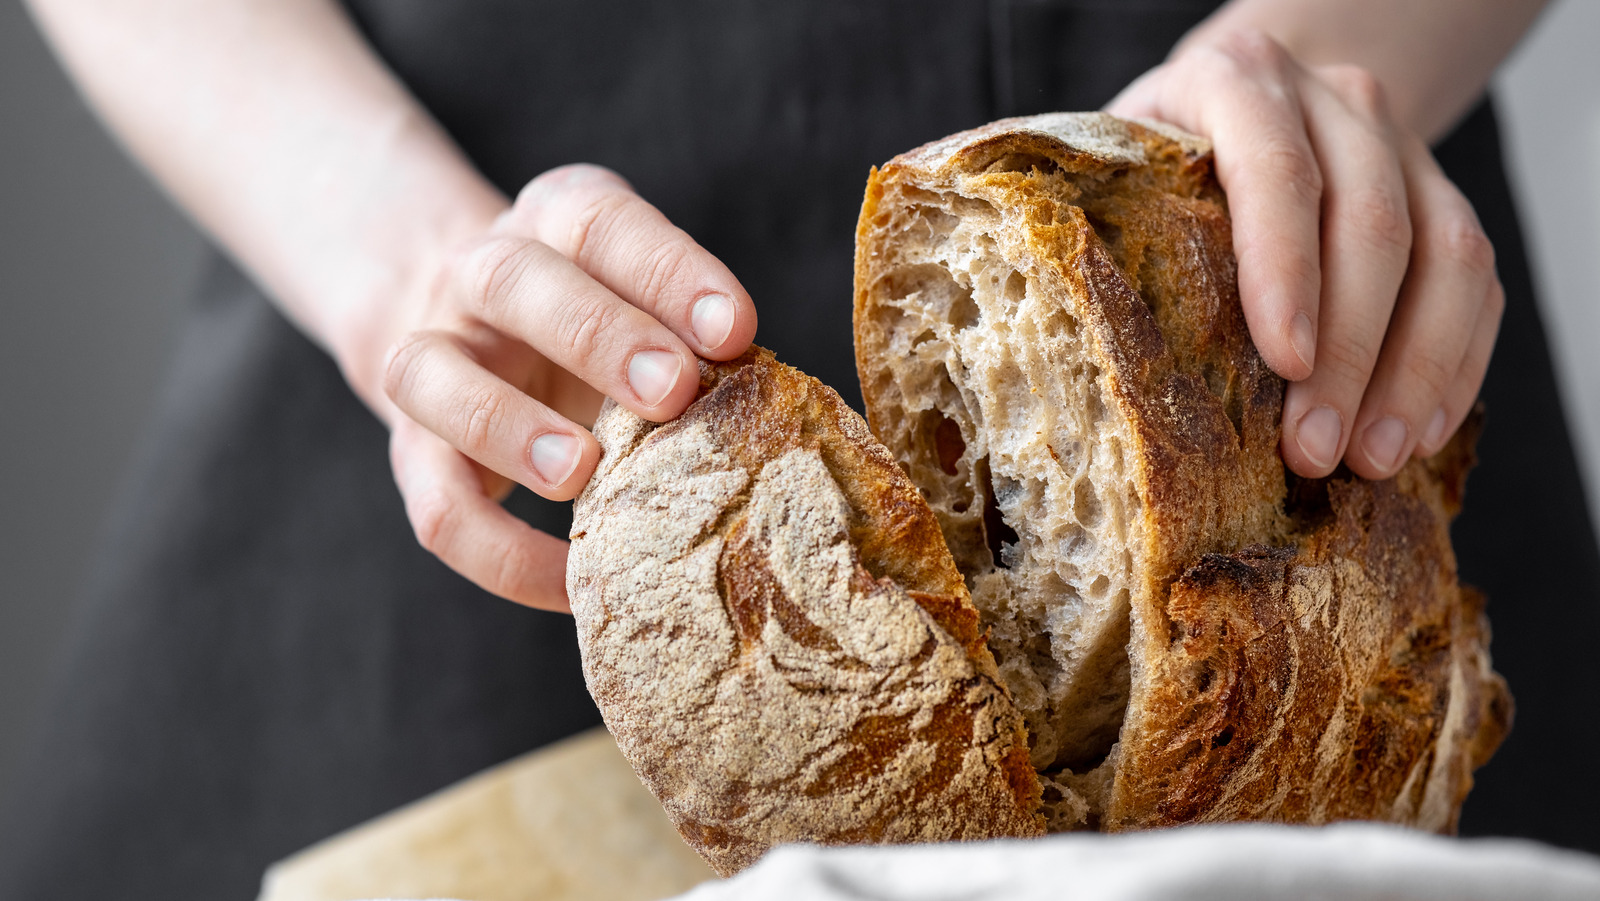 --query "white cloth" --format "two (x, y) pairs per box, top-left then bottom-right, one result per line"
(668, 824), (1600, 901)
